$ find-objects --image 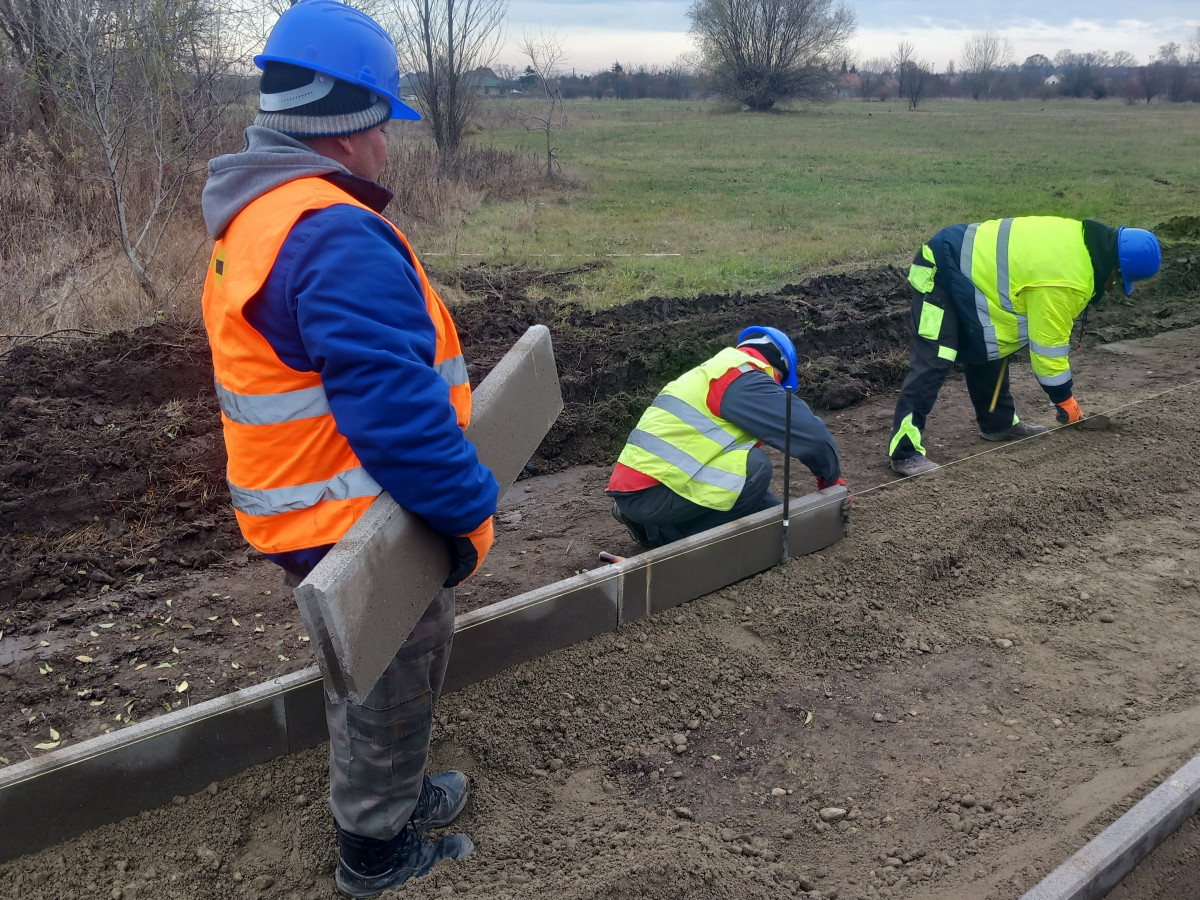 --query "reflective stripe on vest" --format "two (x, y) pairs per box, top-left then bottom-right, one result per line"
(955, 217), (1093, 363)
(201, 176), (471, 554)
(615, 348), (774, 512)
